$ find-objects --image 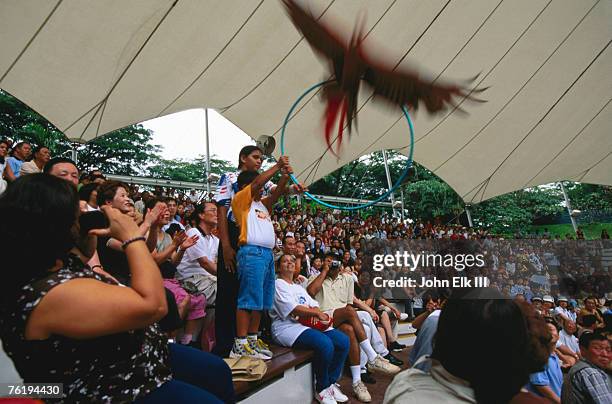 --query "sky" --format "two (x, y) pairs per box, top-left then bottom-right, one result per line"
(141, 108), (254, 165)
